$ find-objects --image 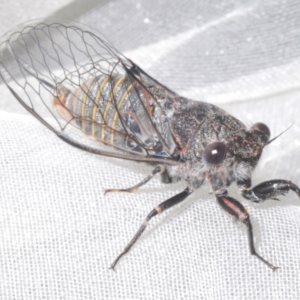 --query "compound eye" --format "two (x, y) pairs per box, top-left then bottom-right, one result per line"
(251, 122), (270, 140)
(203, 142), (227, 165)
